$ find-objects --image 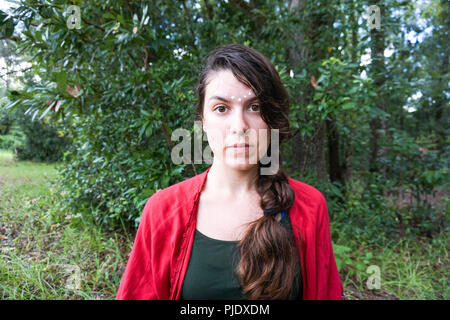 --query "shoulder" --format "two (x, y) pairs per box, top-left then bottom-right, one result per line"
(287, 177), (327, 206)
(286, 177), (329, 227)
(149, 172), (204, 205)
